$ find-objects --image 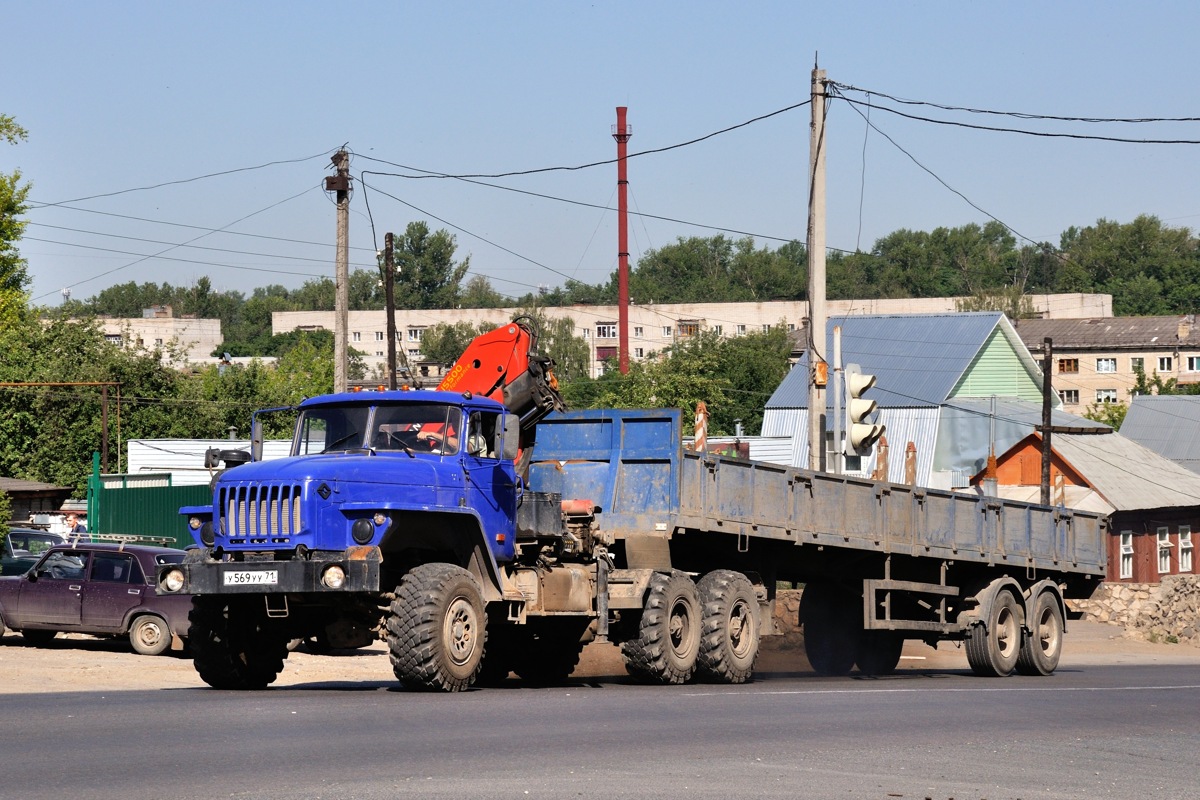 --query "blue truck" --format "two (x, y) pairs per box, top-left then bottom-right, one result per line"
(158, 391), (1108, 691)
